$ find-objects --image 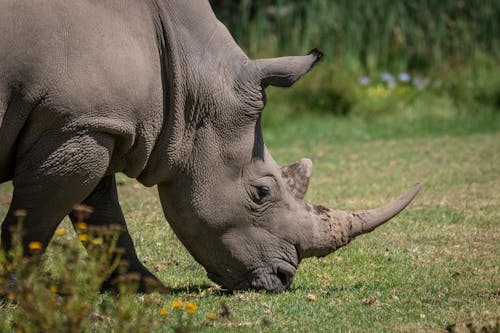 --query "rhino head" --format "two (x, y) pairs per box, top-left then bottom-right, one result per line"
(130, 1), (424, 292)
(147, 21), (421, 291)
